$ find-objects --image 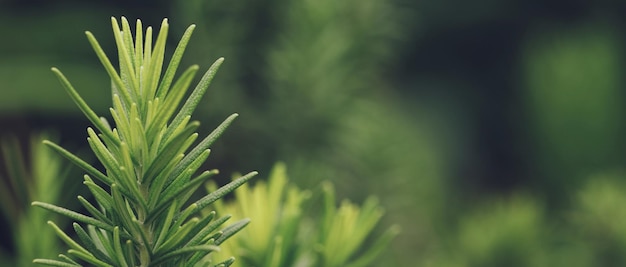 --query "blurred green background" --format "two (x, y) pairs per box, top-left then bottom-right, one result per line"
(2, 0), (626, 266)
